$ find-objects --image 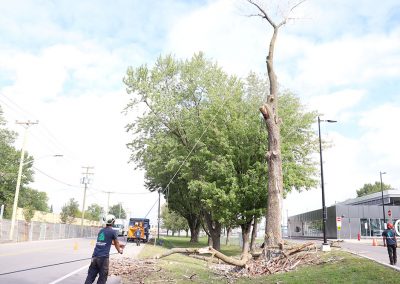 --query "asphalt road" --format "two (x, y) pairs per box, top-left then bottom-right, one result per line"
(0, 237), (142, 284)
